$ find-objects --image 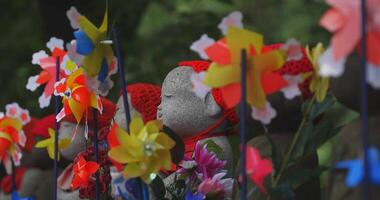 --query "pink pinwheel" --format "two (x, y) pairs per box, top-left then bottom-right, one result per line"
(27, 37), (69, 108)
(319, 0), (380, 80)
(246, 146), (273, 193)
